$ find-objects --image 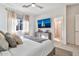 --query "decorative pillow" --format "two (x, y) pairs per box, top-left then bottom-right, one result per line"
(12, 34), (23, 45)
(0, 31), (5, 36)
(0, 33), (9, 51)
(5, 33), (17, 48)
